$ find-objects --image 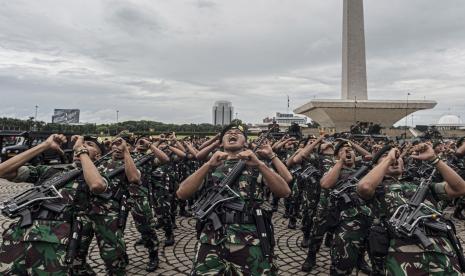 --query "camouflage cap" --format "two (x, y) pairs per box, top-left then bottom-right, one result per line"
(334, 139), (353, 156)
(220, 123), (247, 141)
(83, 135), (106, 155)
(115, 130), (134, 145)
